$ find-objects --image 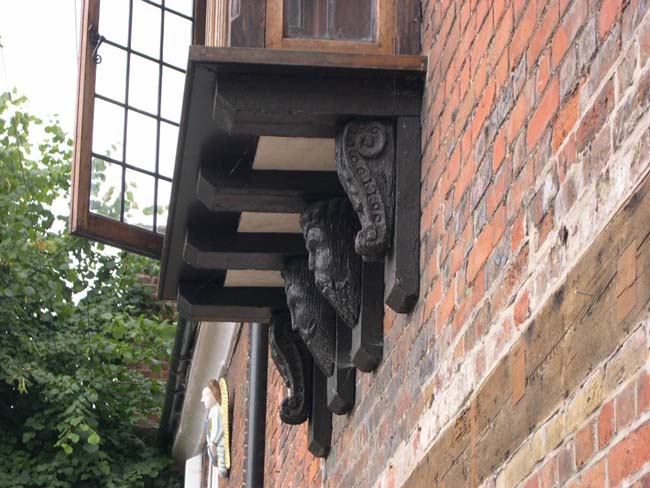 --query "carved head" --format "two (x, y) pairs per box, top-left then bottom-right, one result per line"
(299, 198), (362, 327)
(282, 257), (336, 377)
(201, 379), (221, 409)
